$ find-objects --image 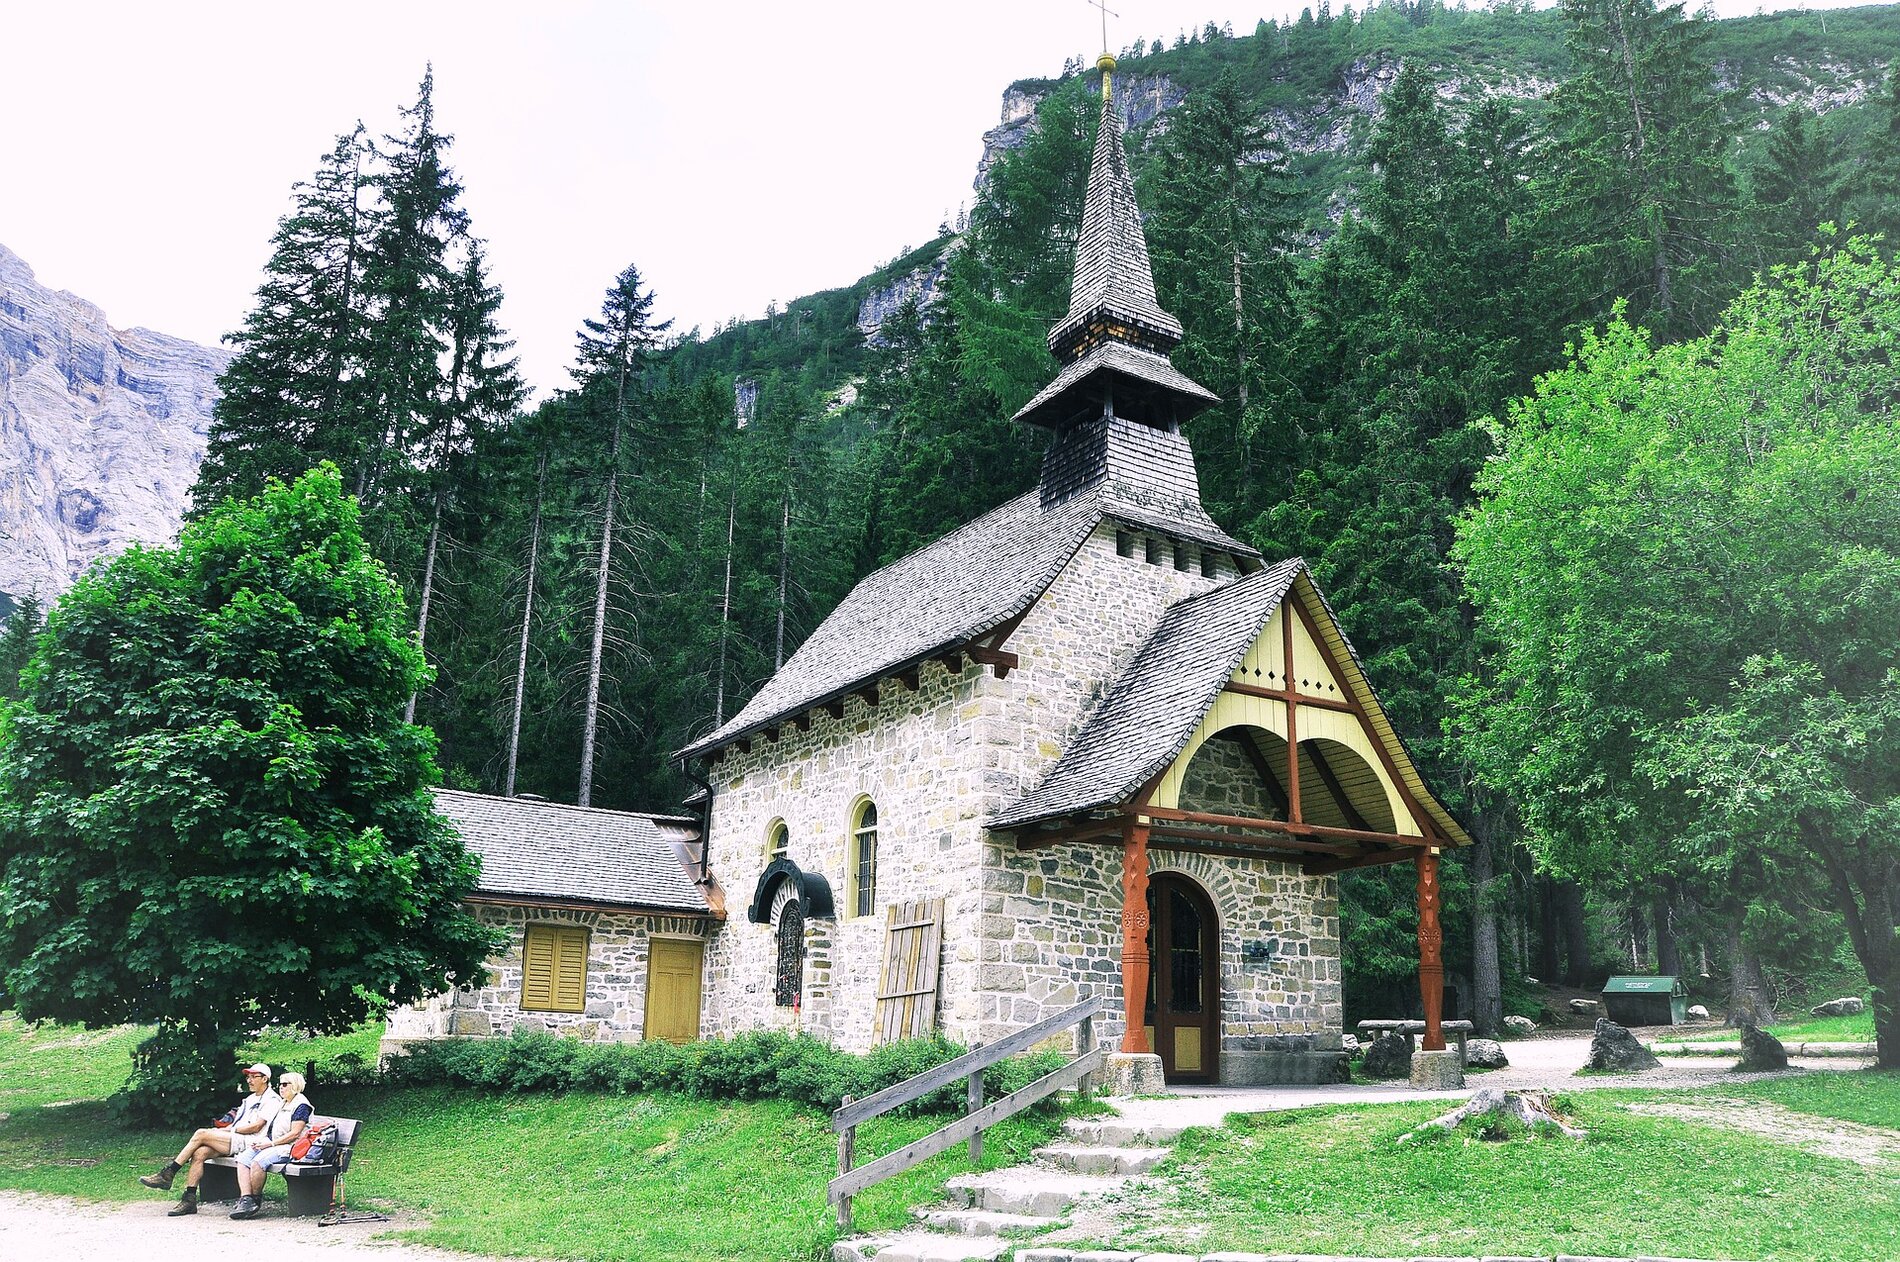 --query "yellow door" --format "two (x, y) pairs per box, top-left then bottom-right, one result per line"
(644, 938), (704, 1045)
